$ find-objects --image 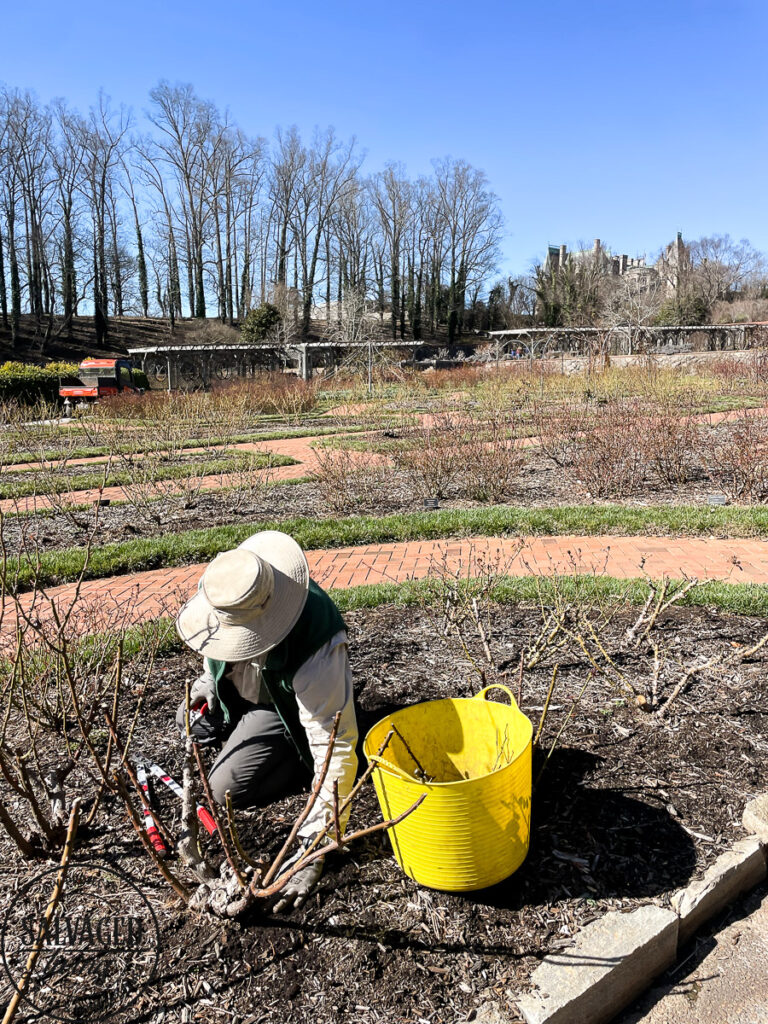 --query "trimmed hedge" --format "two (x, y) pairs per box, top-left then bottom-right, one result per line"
(0, 361), (80, 404)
